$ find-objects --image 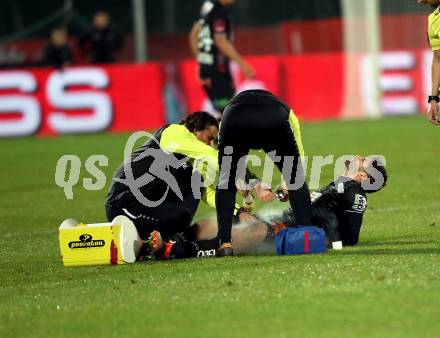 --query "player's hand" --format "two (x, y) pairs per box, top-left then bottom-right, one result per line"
(427, 101), (440, 125)
(253, 182), (275, 202)
(240, 62), (256, 79)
